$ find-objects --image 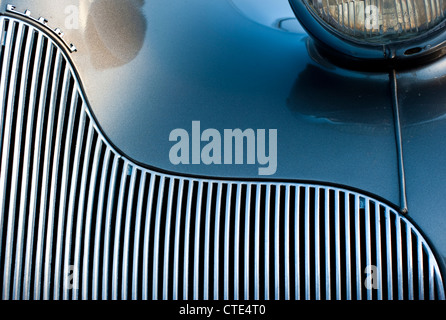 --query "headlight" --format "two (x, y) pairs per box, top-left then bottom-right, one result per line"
(289, 0), (446, 63)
